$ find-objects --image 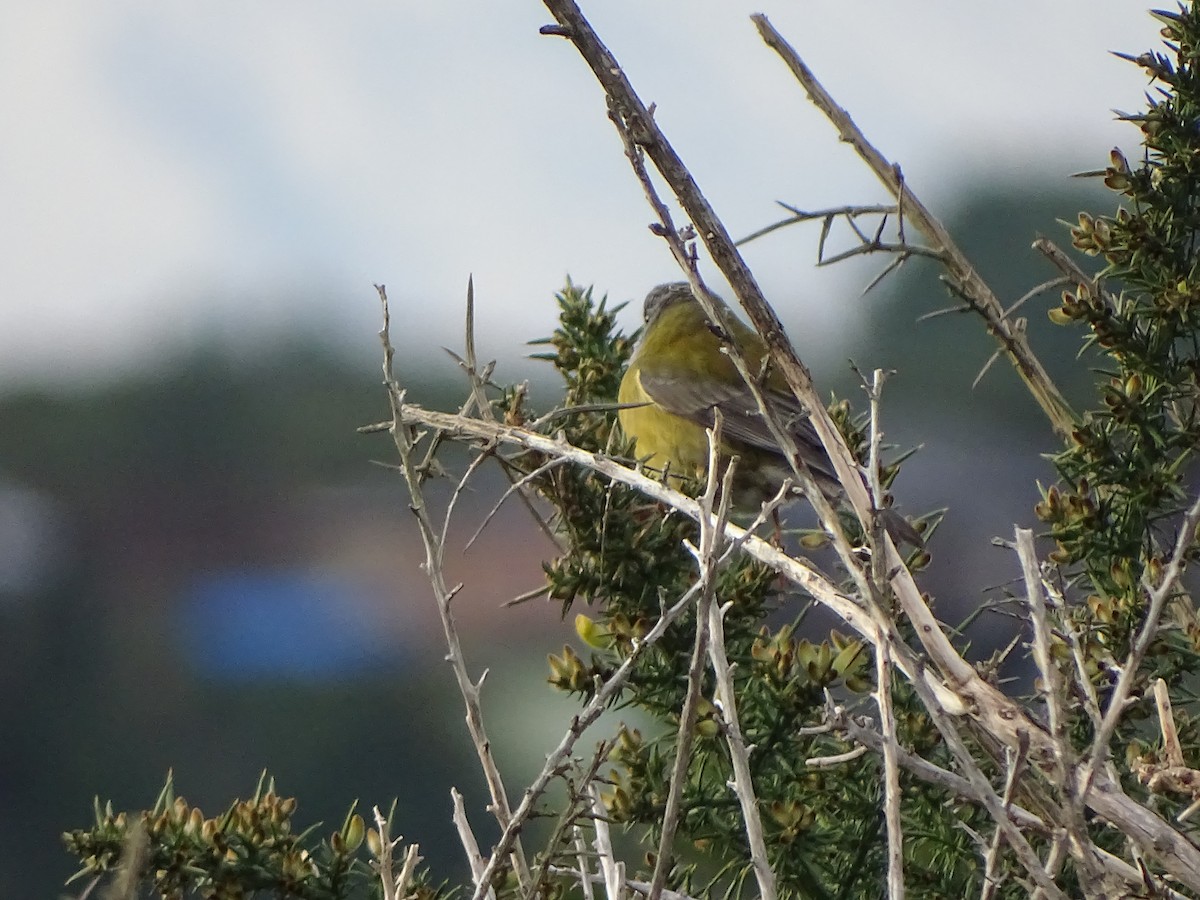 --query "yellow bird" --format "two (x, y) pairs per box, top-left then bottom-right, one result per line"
(618, 282), (919, 543)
